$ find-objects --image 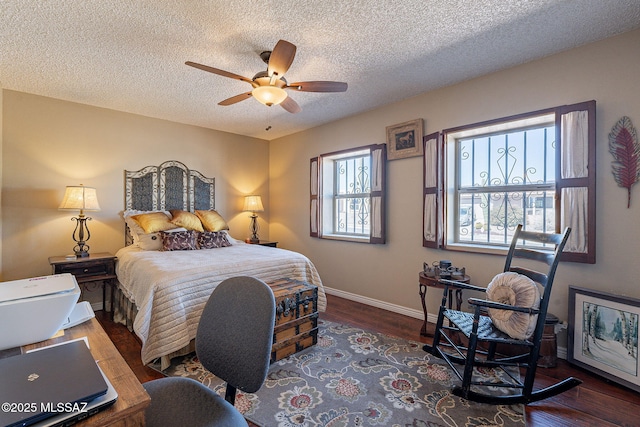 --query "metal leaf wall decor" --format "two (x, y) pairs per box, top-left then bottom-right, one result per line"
(608, 116), (640, 208)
